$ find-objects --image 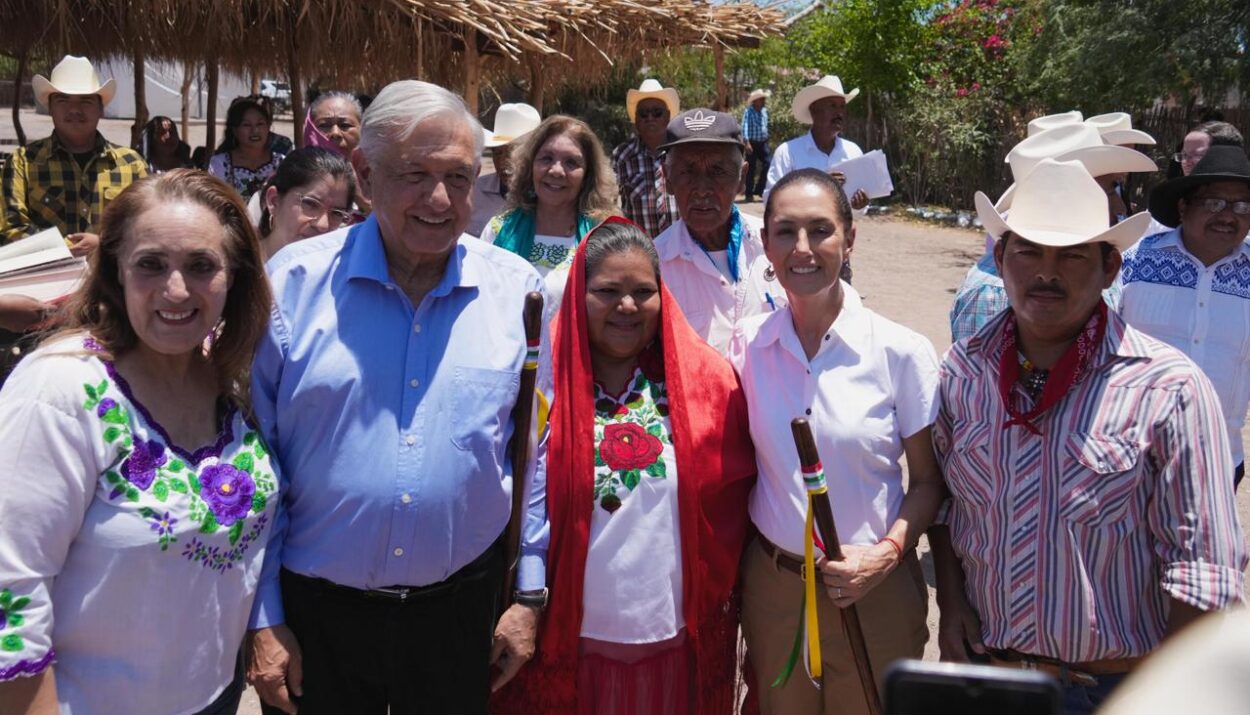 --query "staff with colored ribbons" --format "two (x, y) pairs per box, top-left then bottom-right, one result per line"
(502, 291), (545, 602)
(777, 417), (883, 715)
